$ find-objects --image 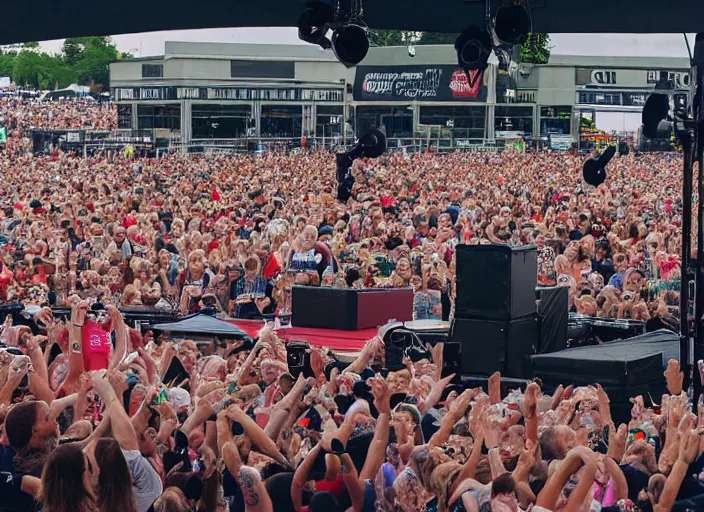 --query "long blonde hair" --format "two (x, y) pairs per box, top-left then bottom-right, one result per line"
(429, 462), (463, 512)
